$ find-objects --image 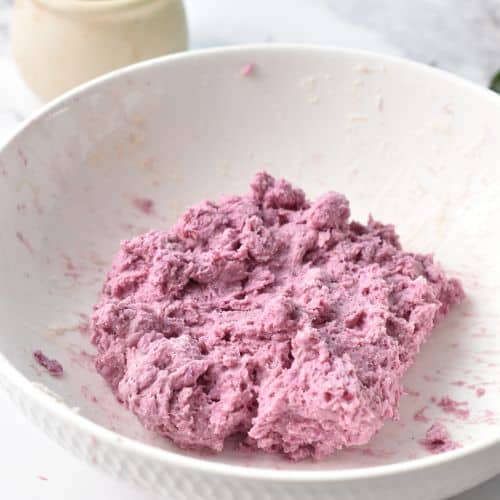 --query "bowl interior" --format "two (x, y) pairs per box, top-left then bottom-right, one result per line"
(0, 47), (499, 471)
